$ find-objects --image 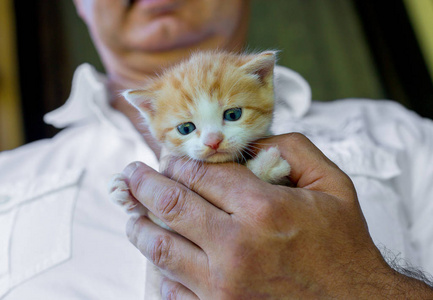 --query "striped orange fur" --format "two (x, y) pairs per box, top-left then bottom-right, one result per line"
(123, 50), (277, 163)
